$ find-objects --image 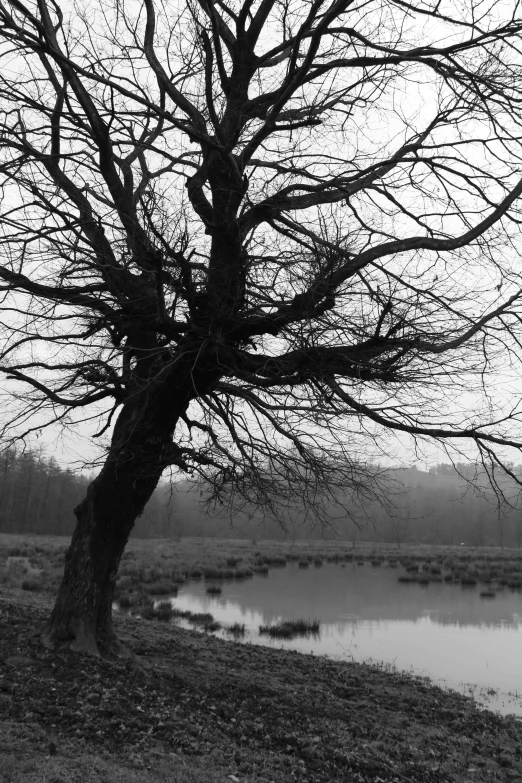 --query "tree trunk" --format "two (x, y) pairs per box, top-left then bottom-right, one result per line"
(42, 390), (185, 656)
(42, 452), (161, 656)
